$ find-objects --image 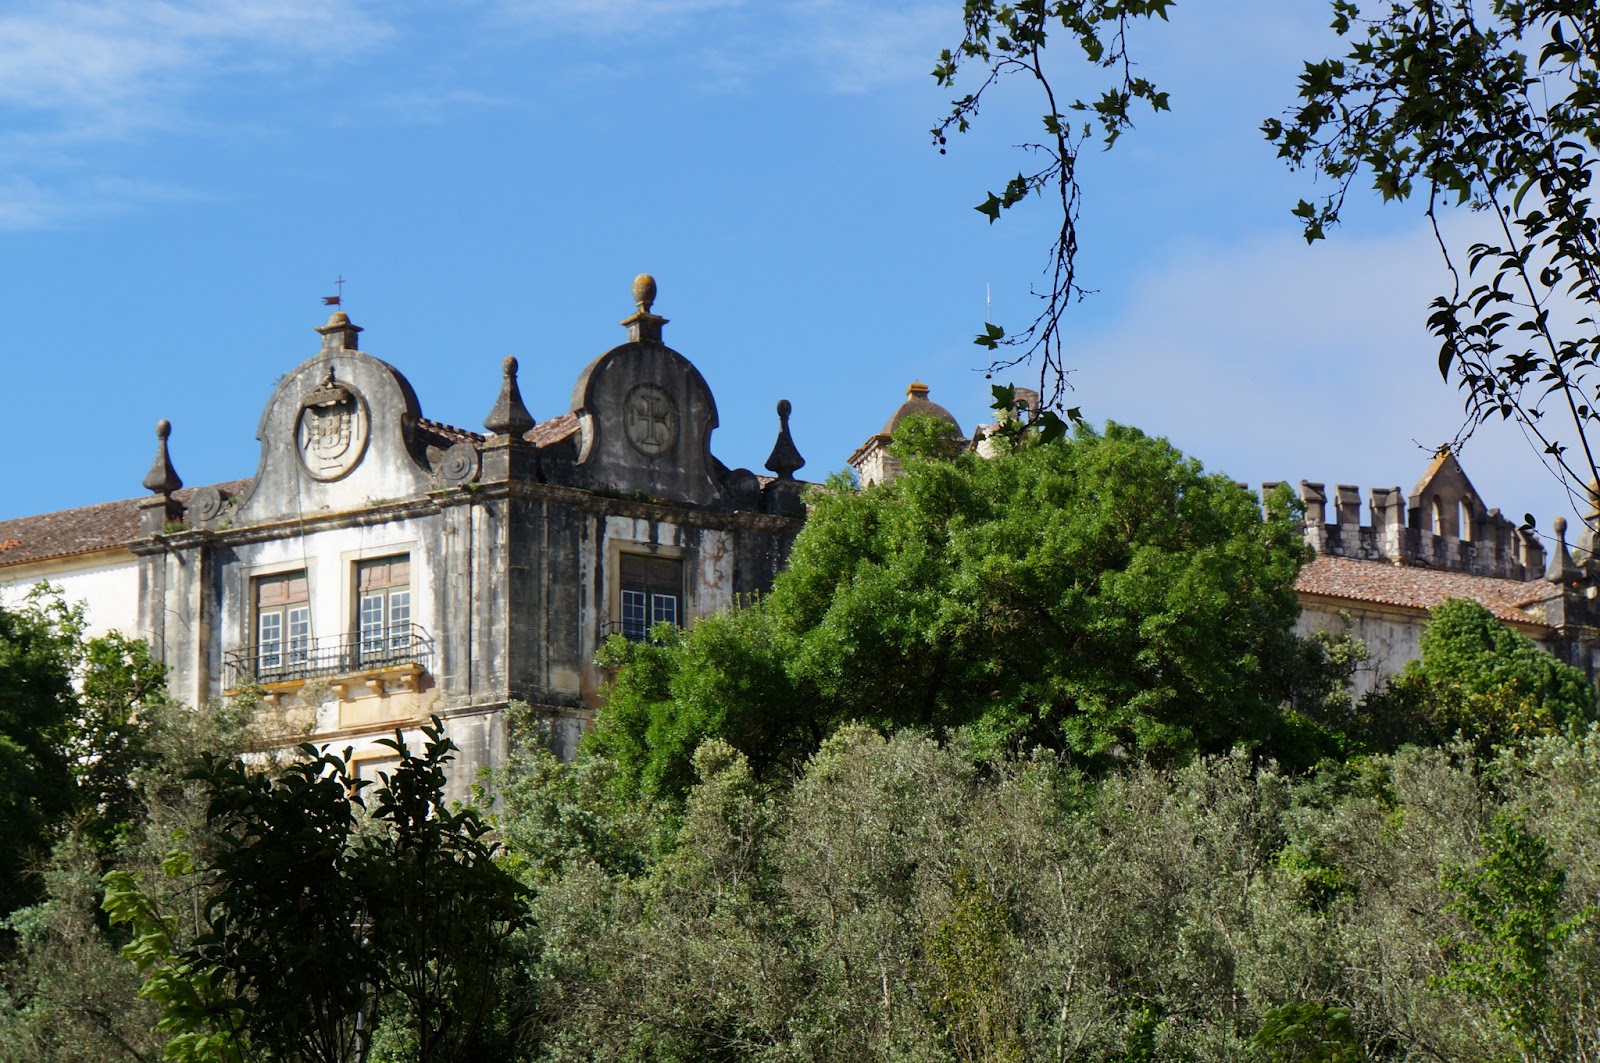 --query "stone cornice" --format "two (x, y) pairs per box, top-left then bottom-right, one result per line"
(128, 478), (802, 557)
